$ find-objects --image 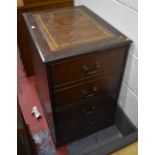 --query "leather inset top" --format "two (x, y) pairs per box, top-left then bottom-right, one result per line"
(33, 8), (116, 51)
